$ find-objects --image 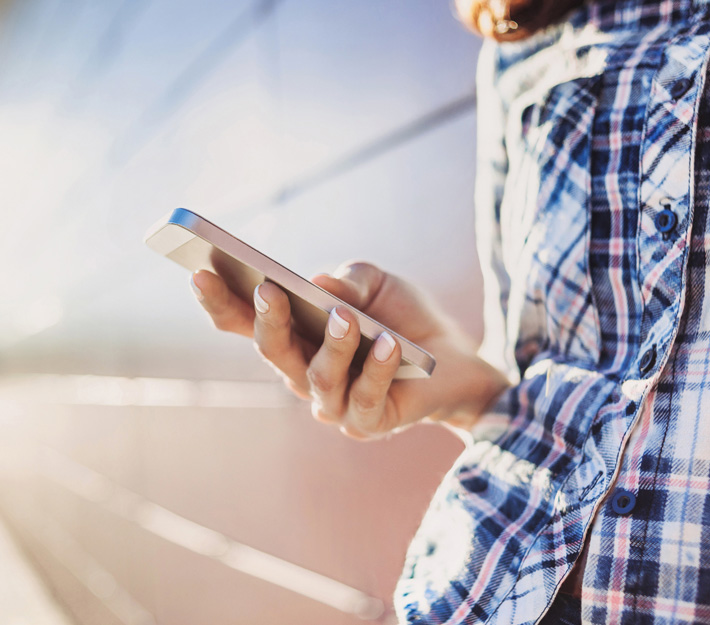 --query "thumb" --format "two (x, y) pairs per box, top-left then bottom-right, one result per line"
(311, 262), (385, 309)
